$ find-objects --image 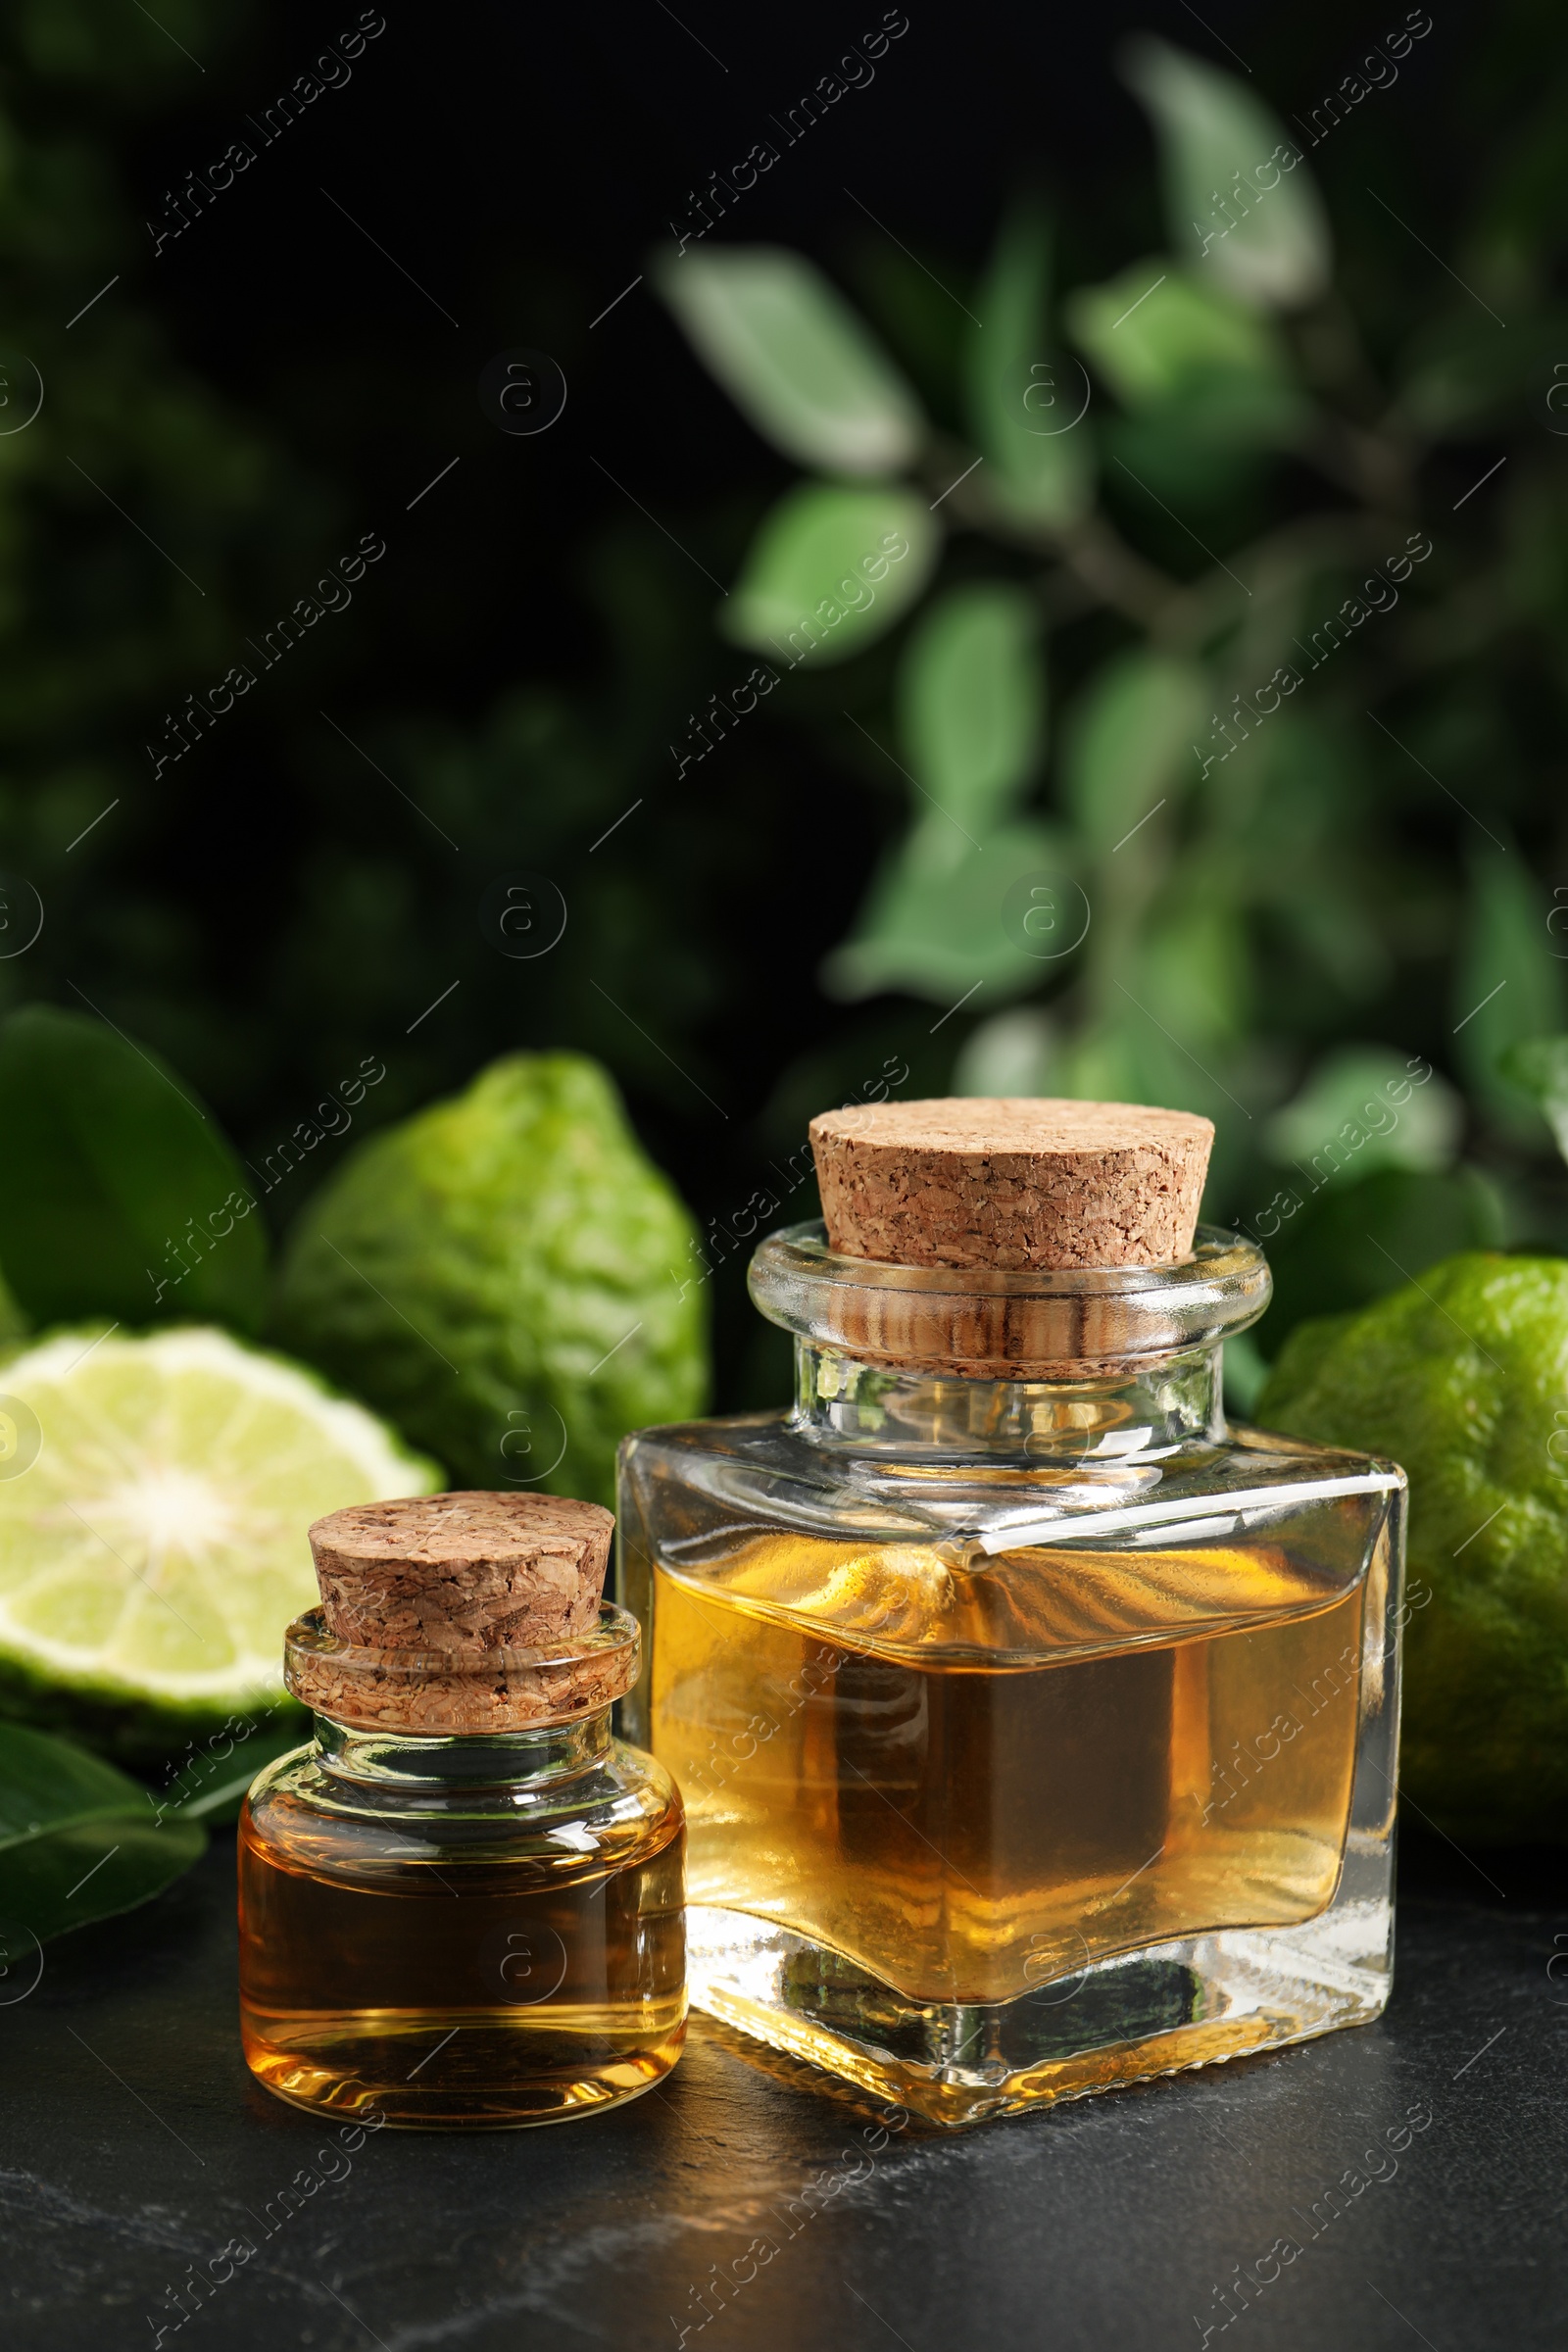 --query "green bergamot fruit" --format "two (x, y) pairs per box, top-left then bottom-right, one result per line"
(272, 1052), (708, 1505)
(1257, 1252), (1568, 1844)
